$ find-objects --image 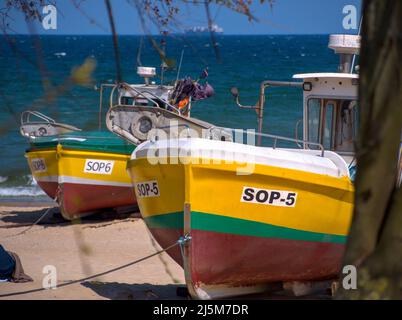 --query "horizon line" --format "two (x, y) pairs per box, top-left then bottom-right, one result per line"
(3, 32), (345, 37)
